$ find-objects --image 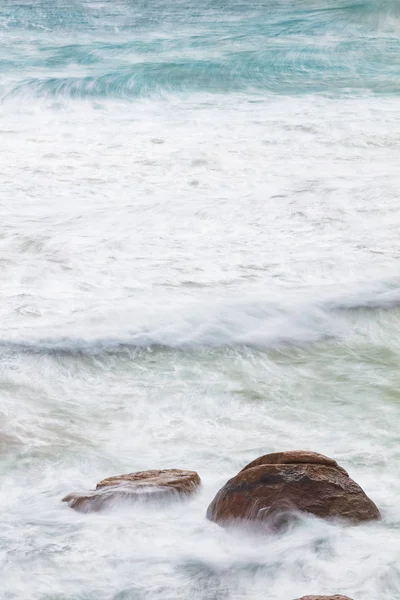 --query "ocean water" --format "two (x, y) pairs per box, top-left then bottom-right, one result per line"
(1, 1), (400, 599)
